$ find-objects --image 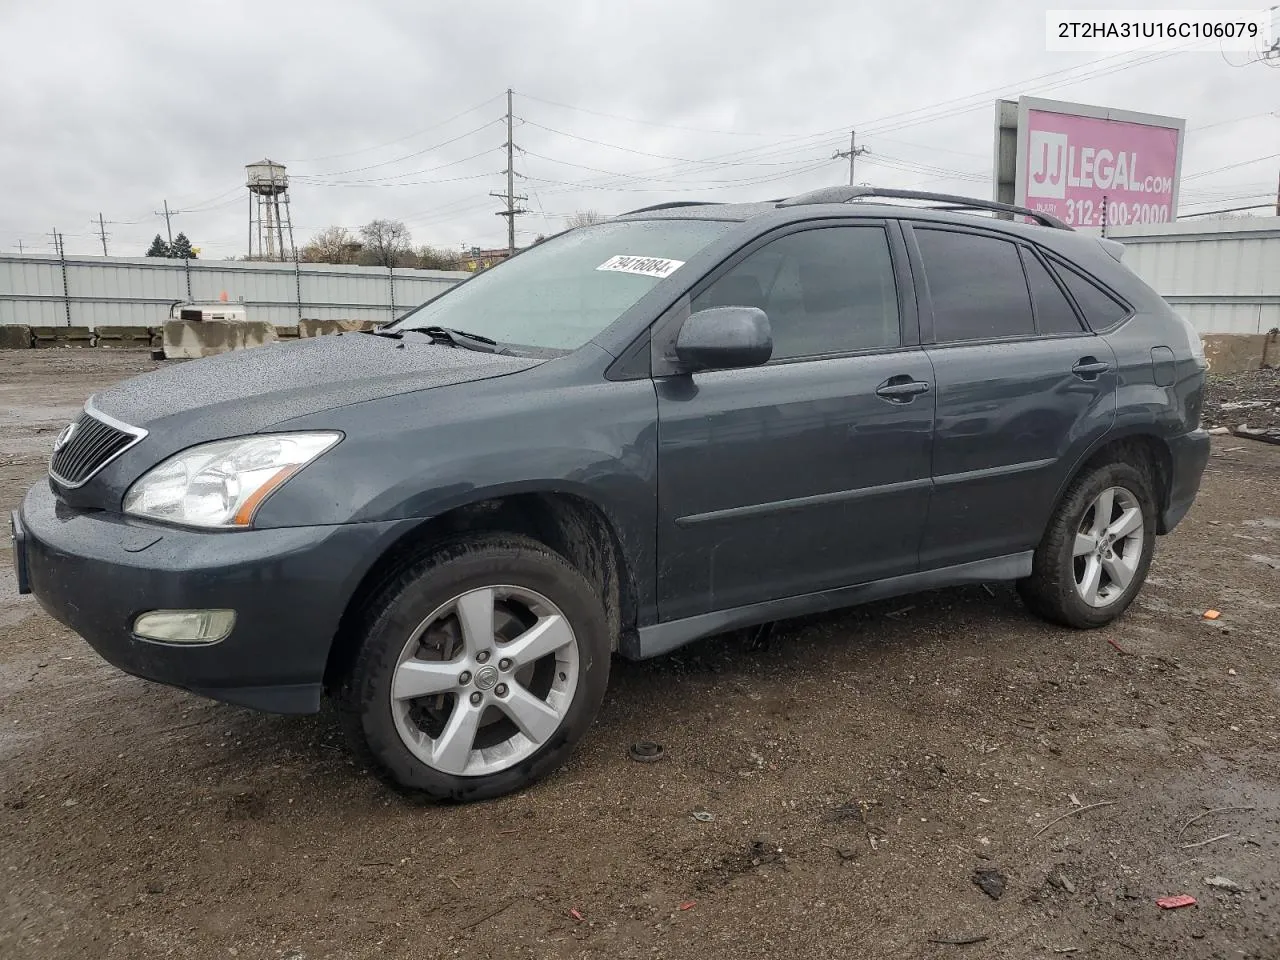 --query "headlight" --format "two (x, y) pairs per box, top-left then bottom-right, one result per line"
(123, 432), (341, 528)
